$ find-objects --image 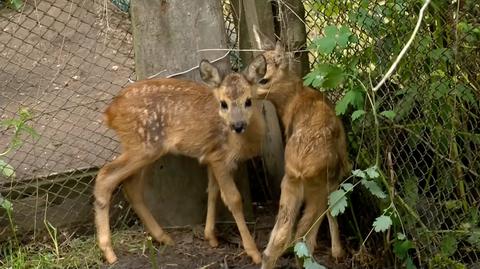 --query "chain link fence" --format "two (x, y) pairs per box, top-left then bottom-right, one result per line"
(0, 0), (243, 241)
(301, 0), (479, 267)
(0, 0), (134, 238)
(1, 0), (479, 267)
